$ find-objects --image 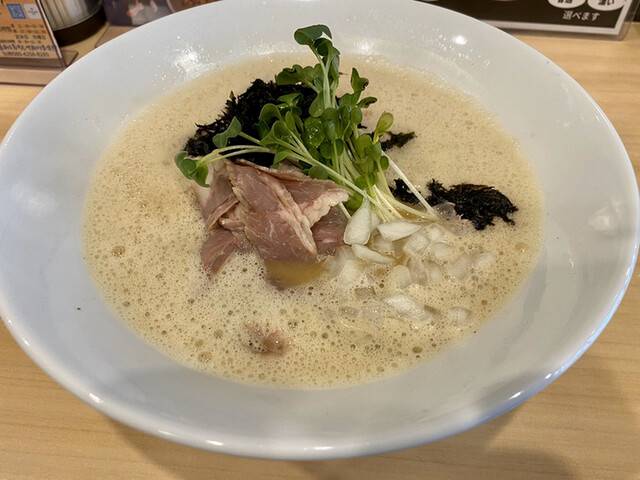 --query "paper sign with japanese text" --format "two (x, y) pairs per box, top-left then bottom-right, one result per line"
(0, 0), (63, 67)
(421, 0), (639, 36)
